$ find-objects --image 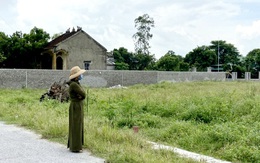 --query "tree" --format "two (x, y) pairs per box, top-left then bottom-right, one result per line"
(245, 48), (260, 78)
(155, 51), (181, 71)
(24, 27), (50, 50)
(114, 62), (129, 70)
(113, 47), (156, 70)
(0, 32), (9, 63)
(135, 53), (156, 70)
(5, 31), (27, 68)
(113, 47), (136, 70)
(23, 27), (50, 68)
(208, 40), (246, 77)
(0, 54), (5, 63)
(184, 46), (216, 71)
(133, 14), (154, 55)
(209, 40), (241, 71)
(2, 27), (50, 68)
